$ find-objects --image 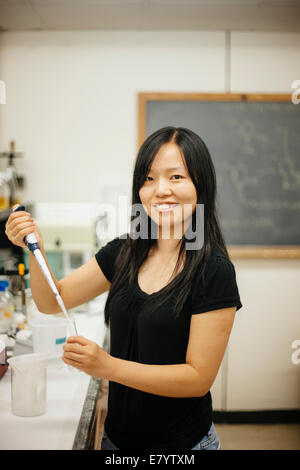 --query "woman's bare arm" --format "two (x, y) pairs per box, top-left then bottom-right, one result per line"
(63, 307), (236, 397)
(5, 209), (110, 314)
